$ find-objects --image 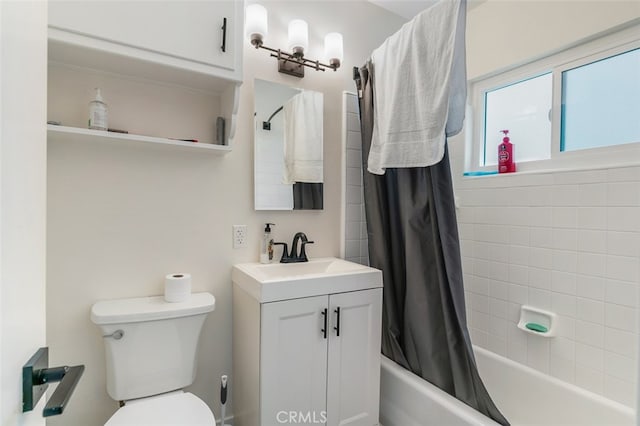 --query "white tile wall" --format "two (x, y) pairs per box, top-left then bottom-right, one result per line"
(458, 167), (640, 407)
(343, 92), (368, 266)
